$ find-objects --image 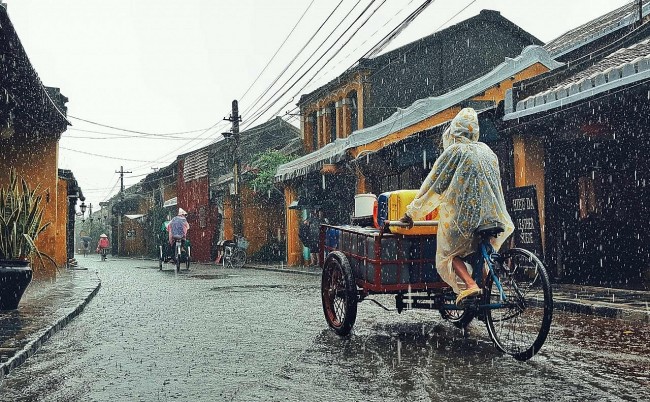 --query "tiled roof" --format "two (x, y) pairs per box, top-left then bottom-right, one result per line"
(0, 6), (68, 136)
(505, 38), (650, 120)
(544, 0), (650, 58)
